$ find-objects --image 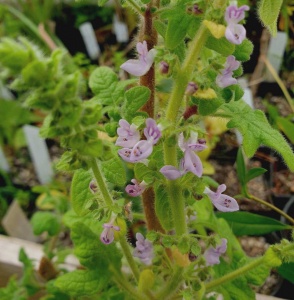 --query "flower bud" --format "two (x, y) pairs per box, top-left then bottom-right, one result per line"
(159, 61), (169, 74)
(89, 180), (98, 194)
(185, 82), (198, 95)
(192, 5), (203, 15)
